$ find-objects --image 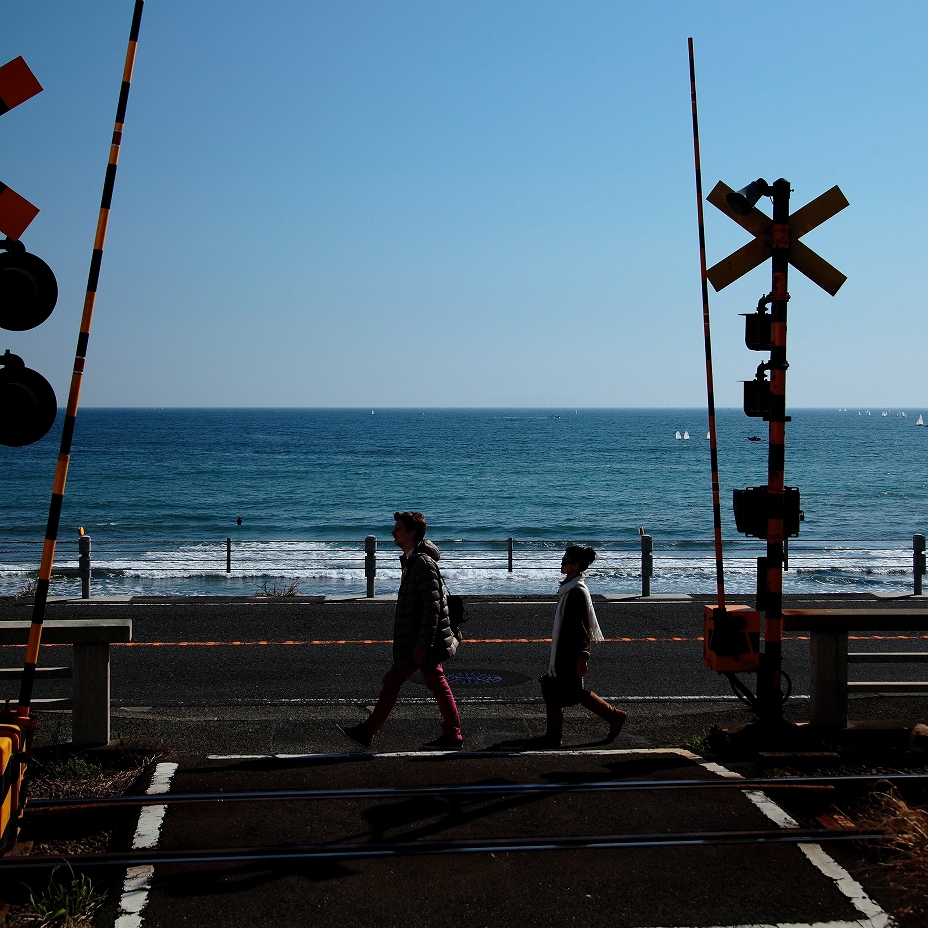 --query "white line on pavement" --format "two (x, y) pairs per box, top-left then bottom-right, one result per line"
(114, 761), (178, 928)
(700, 759), (891, 928)
(208, 747), (701, 760)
